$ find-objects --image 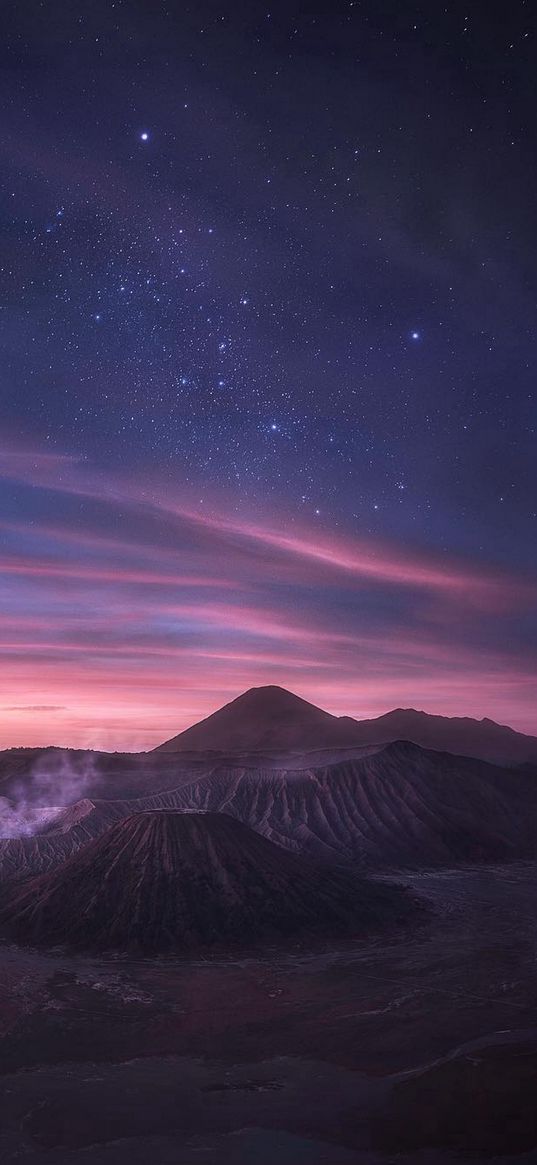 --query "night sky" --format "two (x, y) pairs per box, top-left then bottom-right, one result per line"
(1, 1), (536, 748)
